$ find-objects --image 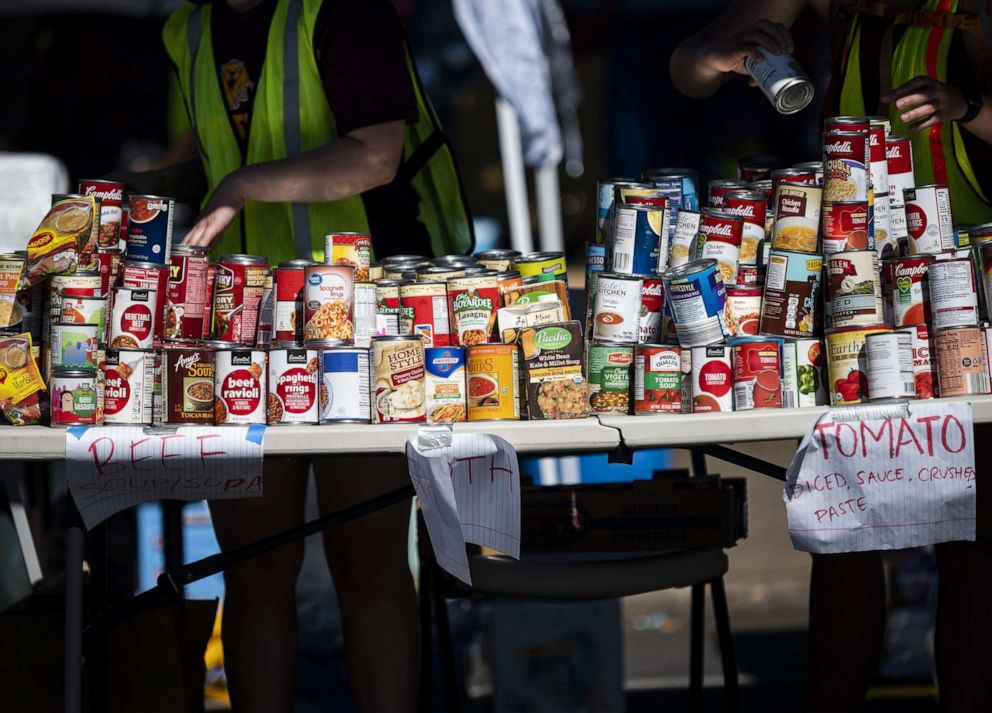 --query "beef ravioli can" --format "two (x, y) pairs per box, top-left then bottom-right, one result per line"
(102, 349), (154, 424)
(661, 260), (729, 347)
(317, 342), (371, 423)
(267, 347), (319, 425)
(372, 335), (426, 423)
(214, 348), (267, 425)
